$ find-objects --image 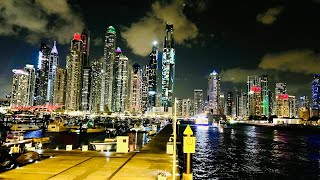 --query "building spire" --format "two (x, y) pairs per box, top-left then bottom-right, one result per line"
(51, 41), (58, 54)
